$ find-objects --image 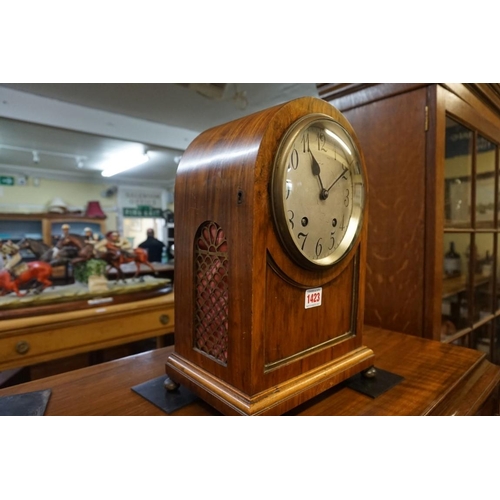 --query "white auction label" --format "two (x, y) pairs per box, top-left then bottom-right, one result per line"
(305, 287), (322, 309)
